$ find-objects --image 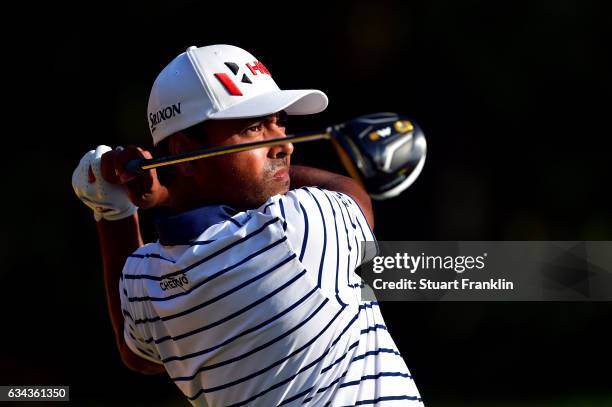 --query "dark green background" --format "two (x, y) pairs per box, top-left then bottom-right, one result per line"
(2, 0), (611, 405)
